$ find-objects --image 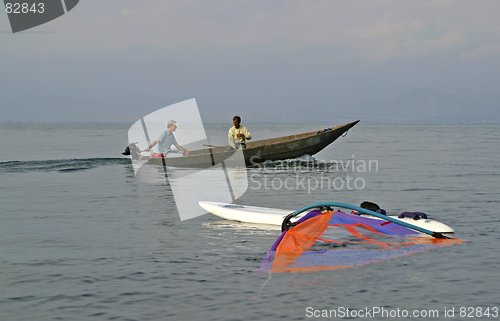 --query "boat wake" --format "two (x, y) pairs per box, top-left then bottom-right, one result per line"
(0, 158), (130, 173)
(248, 155), (346, 172)
(0, 155), (350, 174)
